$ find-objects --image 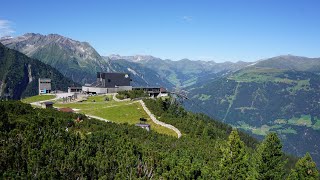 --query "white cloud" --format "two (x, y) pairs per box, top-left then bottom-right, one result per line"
(182, 16), (193, 23)
(0, 19), (15, 37)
